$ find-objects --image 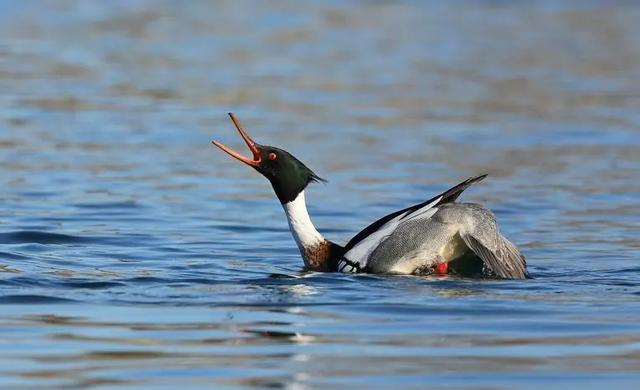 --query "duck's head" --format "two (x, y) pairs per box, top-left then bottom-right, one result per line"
(212, 113), (325, 204)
